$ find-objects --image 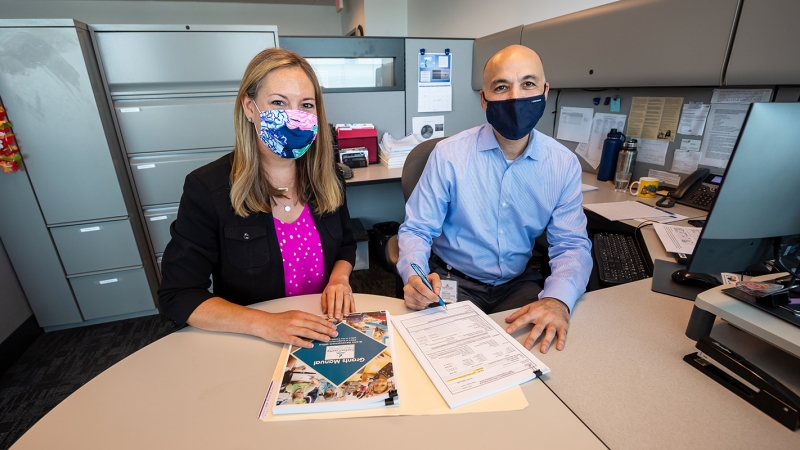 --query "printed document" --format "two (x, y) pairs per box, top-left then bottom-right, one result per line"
(710, 89), (772, 104)
(699, 104), (749, 168)
(583, 201), (673, 221)
(653, 223), (701, 254)
(575, 113), (626, 169)
(391, 301), (549, 409)
(677, 103), (710, 136)
(556, 107), (594, 143)
(627, 97), (683, 142)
